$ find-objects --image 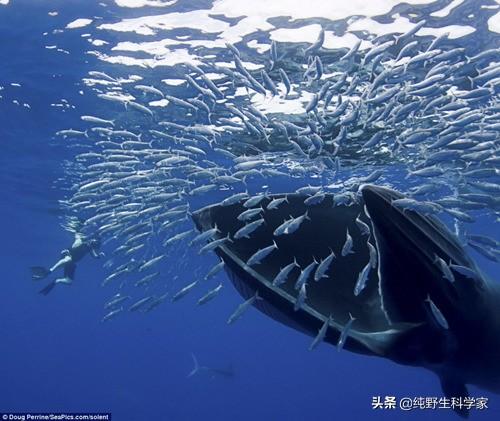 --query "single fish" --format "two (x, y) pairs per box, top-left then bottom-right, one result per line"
(138, 255), (164, 272)
(425, 295), (449, 330)
(101, 307), (124, 323)
(197, 283), (223, 305)
(135, 271), (160, 287)
(309, 315), (332, 351)
(449, 264), (481, 281)
(341, 228), (354, 256)
(434, 255), (455, 283)
(314, 249), (336, 281)
(272, 258), (300, 286)
(294, 283), (307, 311)
(172, 281), (198, 302)
(204, 261), (225, 280)
(354, 261), (372, 296)
(247, 241), (278, 266)
(129, 296), (154, 312)
(198, 234), (232, 254)
(234, 218), (265, 239)
(190, 226), (220, 246)
(237, 207), (263, 222)
(295, 260), (318, 290)
(104, 294), (130, 310)
(337, 313), (356, 352)
(227, 291), (261, 324)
